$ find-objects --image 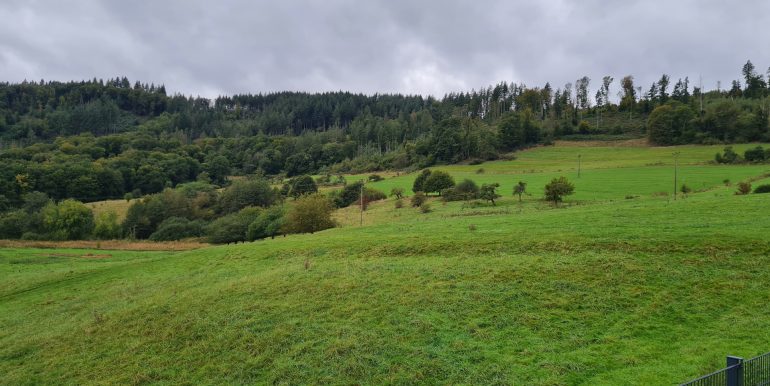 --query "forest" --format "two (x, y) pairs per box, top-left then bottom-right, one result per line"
(0, 61), (769, 241)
